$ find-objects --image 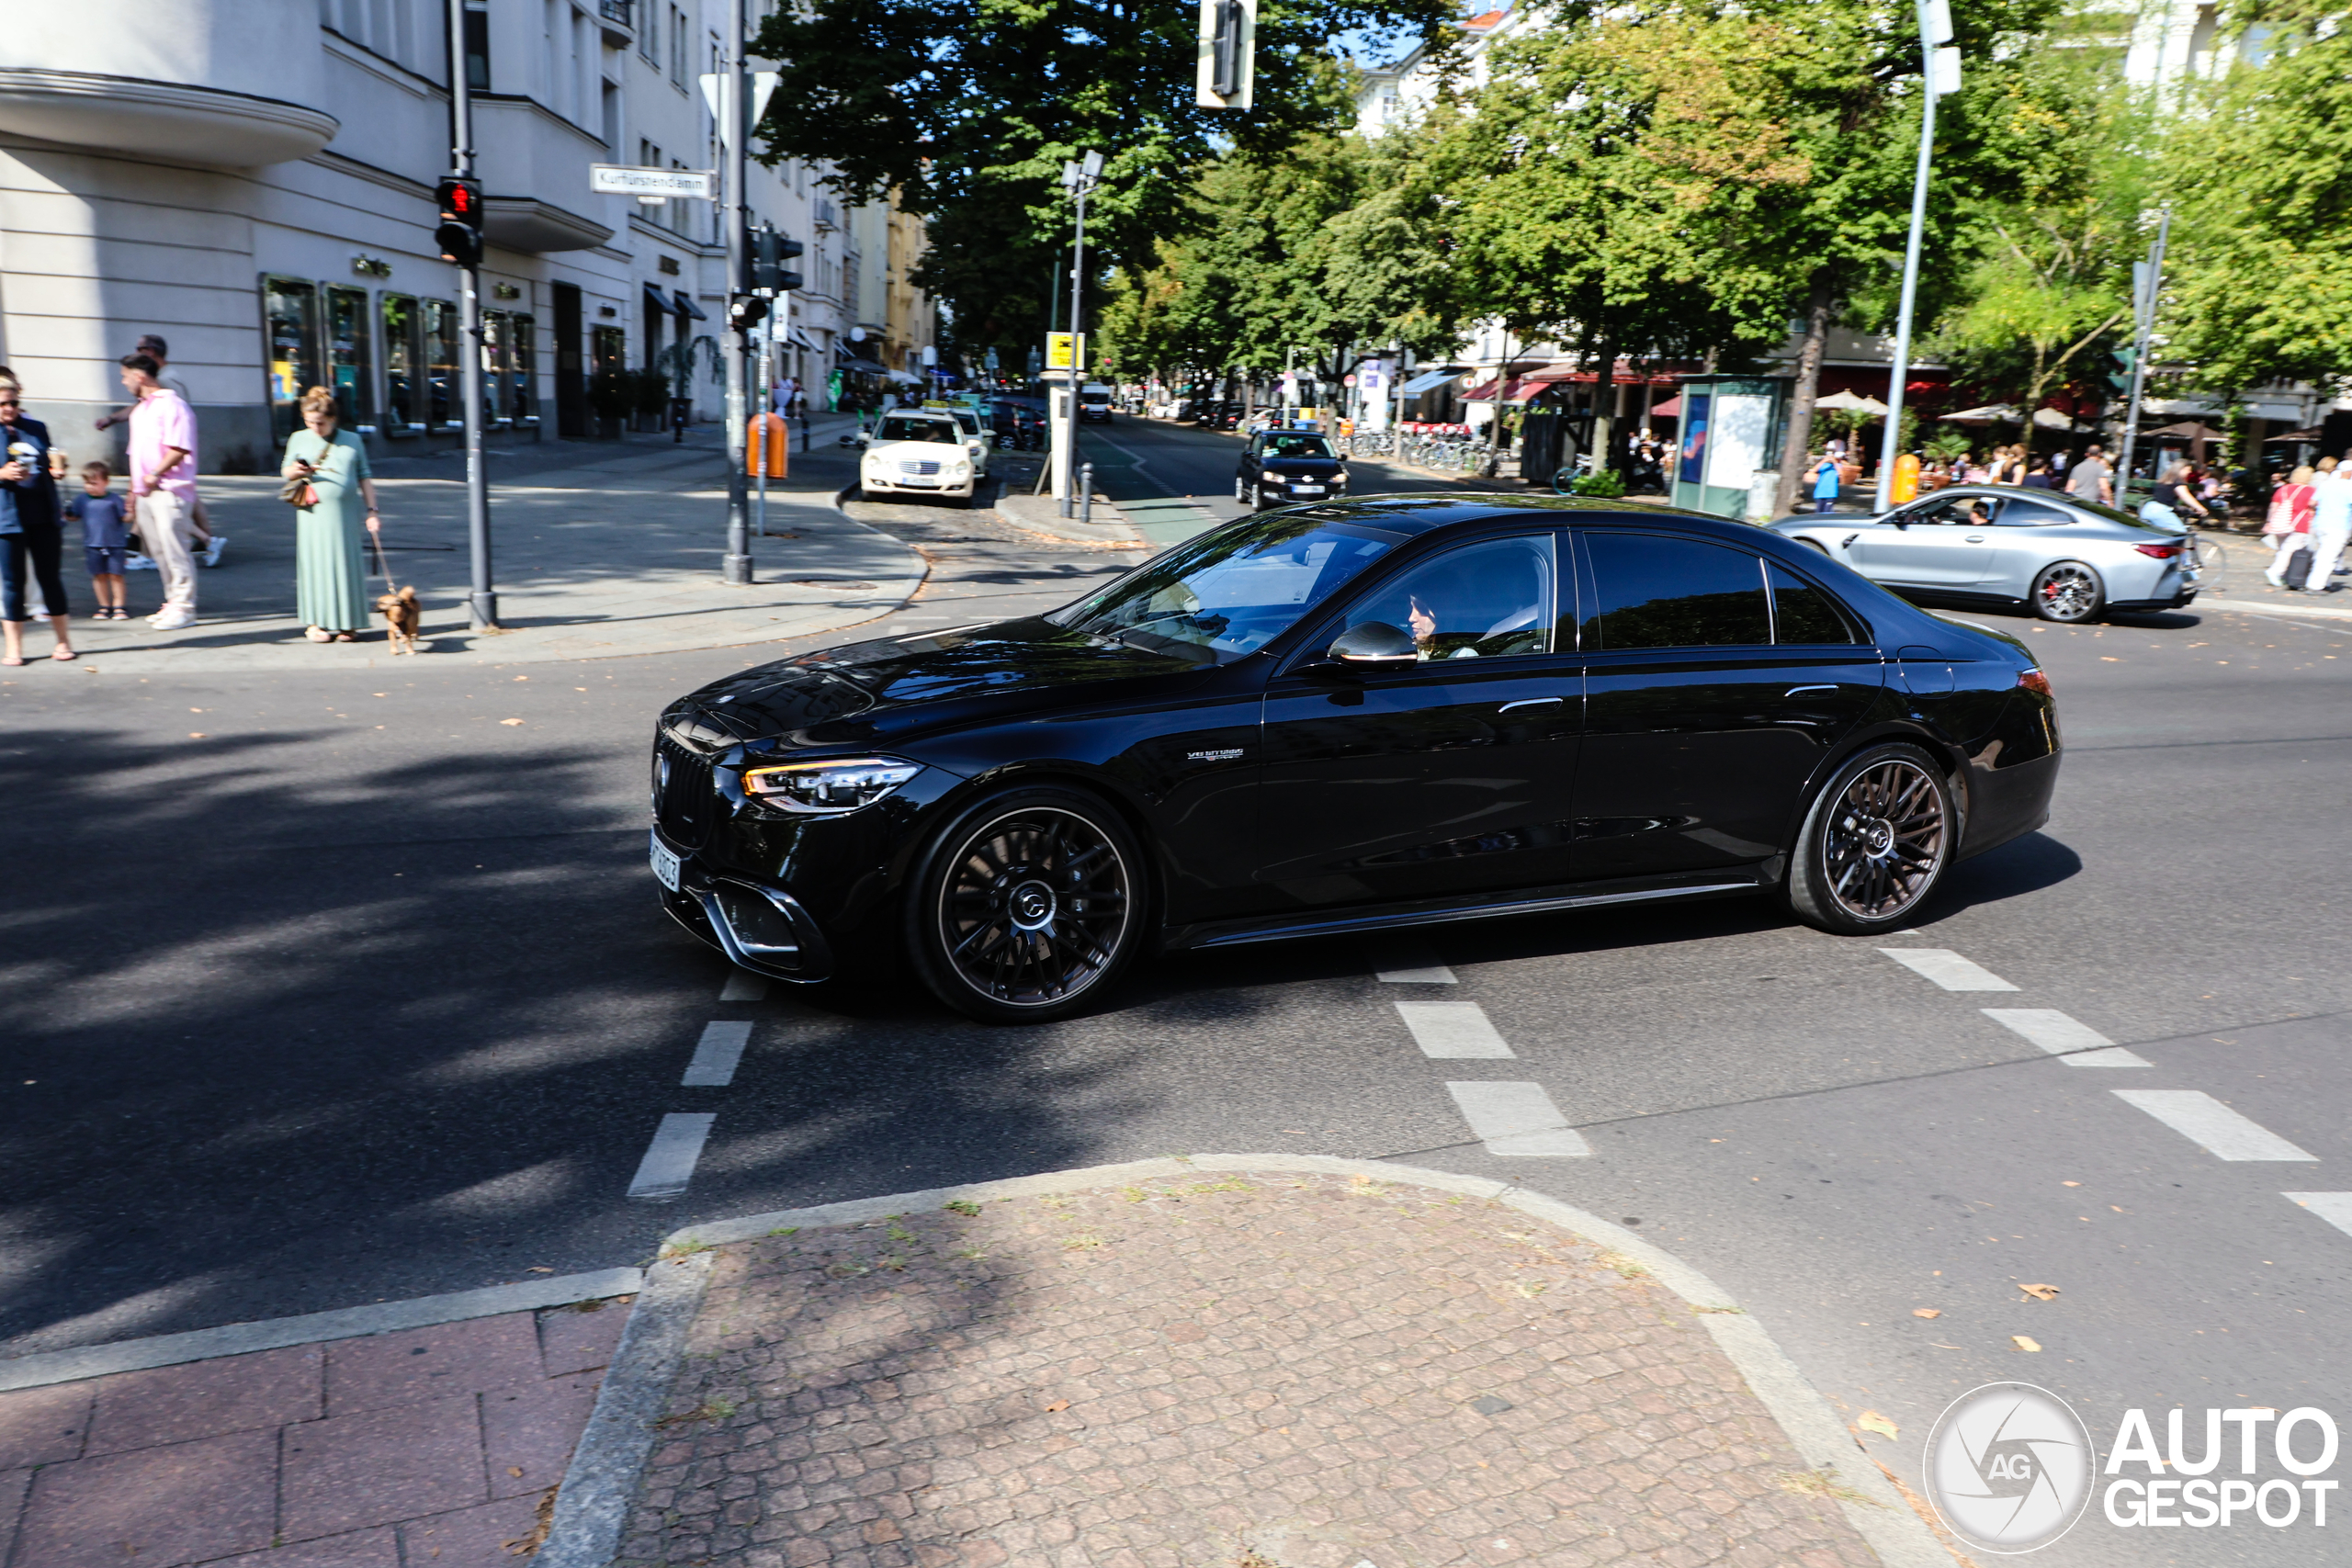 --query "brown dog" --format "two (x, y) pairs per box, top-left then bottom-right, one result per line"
(376, 584), (421, 654)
